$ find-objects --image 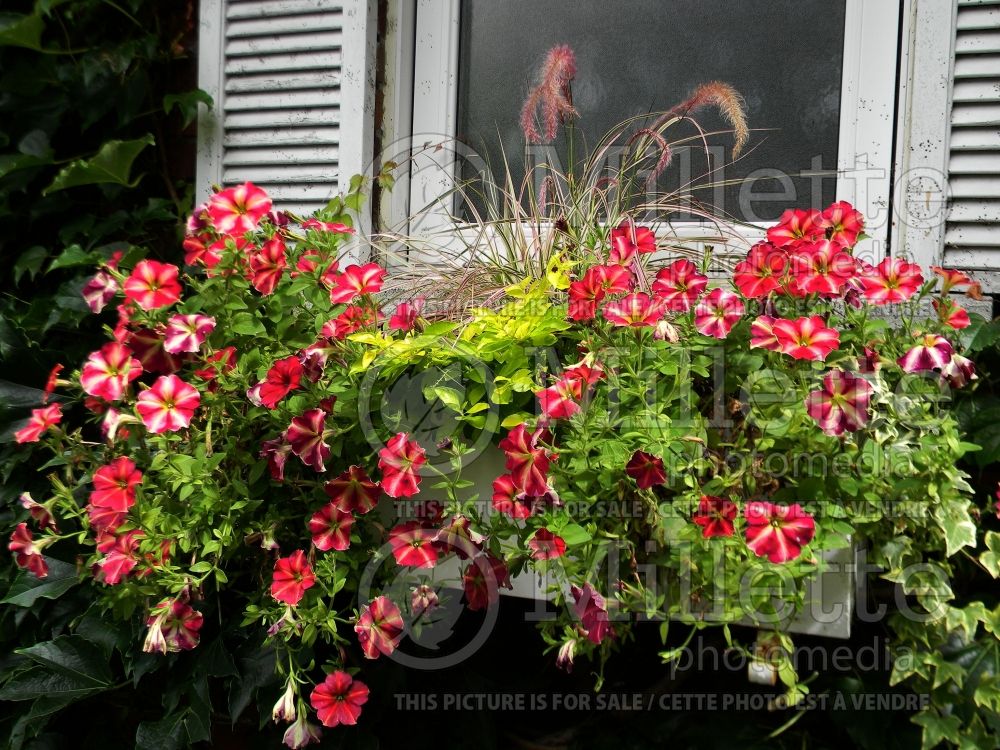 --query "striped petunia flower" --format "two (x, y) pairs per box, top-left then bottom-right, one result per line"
(135, 374), (200, 433)
(804, 370), (873, 436)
